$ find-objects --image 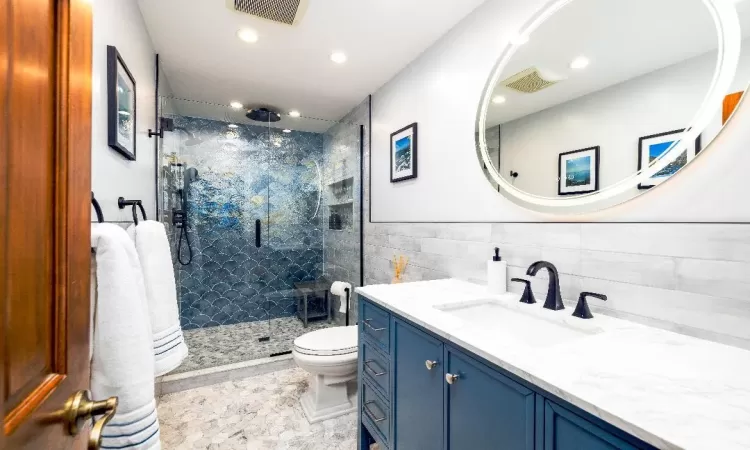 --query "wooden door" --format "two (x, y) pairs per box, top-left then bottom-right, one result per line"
(1, 0), (93, 449)
(392, 319), (443, 450)
(445, 347), (536, 450)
